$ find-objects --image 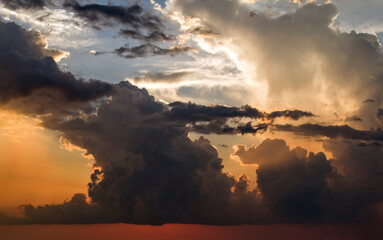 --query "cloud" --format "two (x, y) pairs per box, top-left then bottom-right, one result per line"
(167, 102), (313, 122)
(233, 138), (383, 222)
(32, 82), (271, 225)
(113, 44), (194, 58)
(170, 1), (383, 117)
(233, 139), (334, 220)
(273, 124), (383, 142)
(63, 0), (176, 44)
(119, 29), (175, 42)
(0, 0), (51, 10)
(267, 110), (314, 120)
(133, 71), (192, 83)
(91, 44), (194, 59)
(0, 20), (112, 115)
(323, 140), (383, 221)
(377, 109), (383, 125)
(63, 0), (162, 31)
